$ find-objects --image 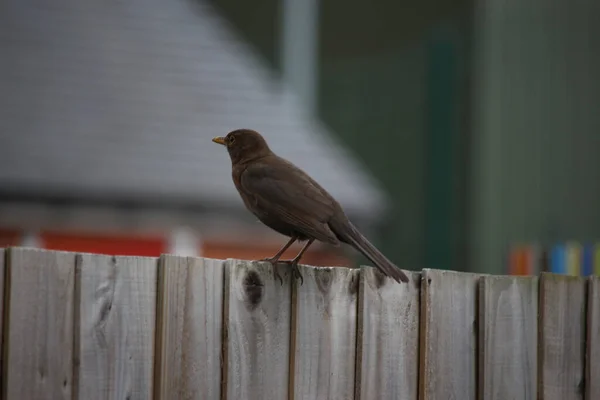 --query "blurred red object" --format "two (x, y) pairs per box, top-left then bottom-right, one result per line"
(40, 231), (166, 257)
(202, 239), (350, 267)
(0, 229), (20, 247)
